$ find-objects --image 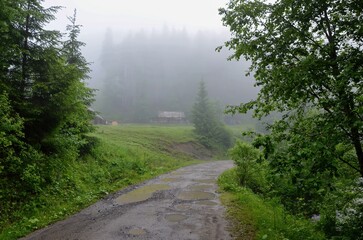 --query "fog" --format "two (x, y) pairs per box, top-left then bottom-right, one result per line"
(45, 0), (227, 32)
(44, 0), (258, 123)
